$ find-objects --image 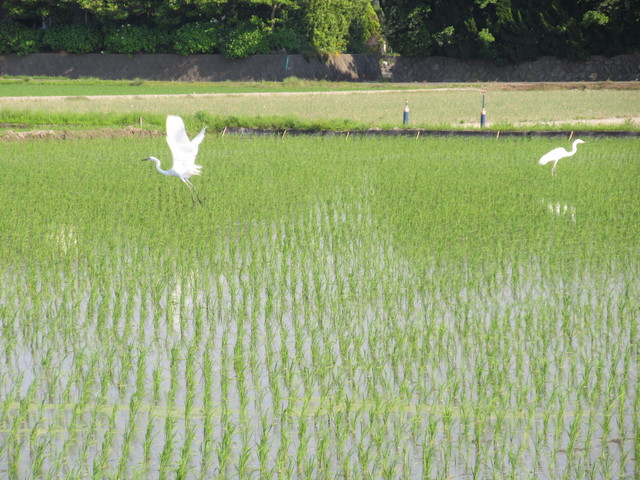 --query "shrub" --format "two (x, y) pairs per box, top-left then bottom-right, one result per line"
(104, 24), (168, 54)
(43, 24), (102, 54)
(220, 23), (270, 59)
(267, 27), (302, 53)
(0, 21), (42, 55)
(346, 1), (382, 53)
(174, 22), (220, 55)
